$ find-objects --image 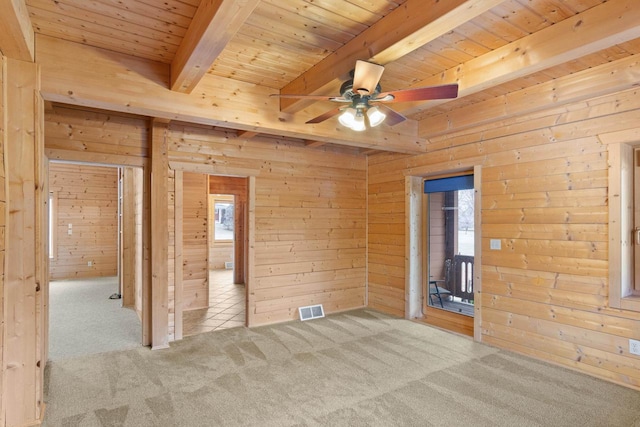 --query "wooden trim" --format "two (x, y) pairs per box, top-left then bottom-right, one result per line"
(173, 170), (183, 341)
(45, 148), (148, 167)
(0, 54), (5, 426)
(404, 156), (485, 178)
(150, 120), (169, 350)
(608, 142), (636, 309)
(34, 88), (47, 422)
(169, 161), (260, 177)
(142, 164), (151, 346)
(405, 176), (423, 319)
(246, 176), (255, 327)
(473, 165), (482, 342)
